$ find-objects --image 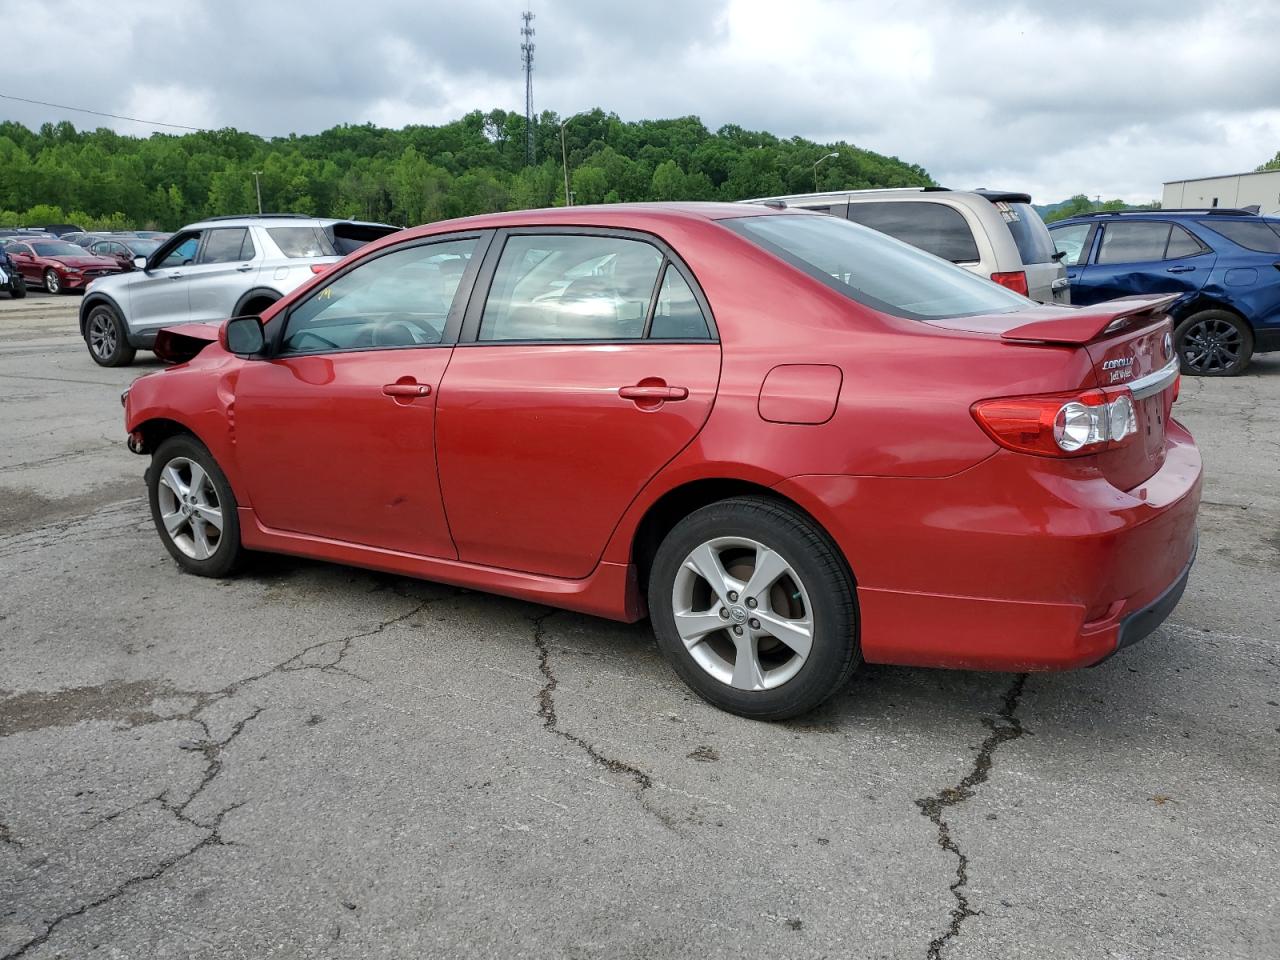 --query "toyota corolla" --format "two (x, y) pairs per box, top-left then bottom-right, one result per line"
(121, 203), (1201, 719)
